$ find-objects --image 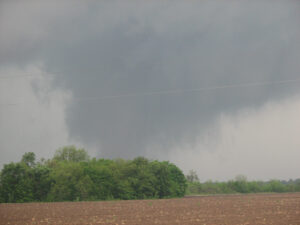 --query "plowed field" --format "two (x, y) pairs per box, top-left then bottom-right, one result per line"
(1, 193), (300, 225)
